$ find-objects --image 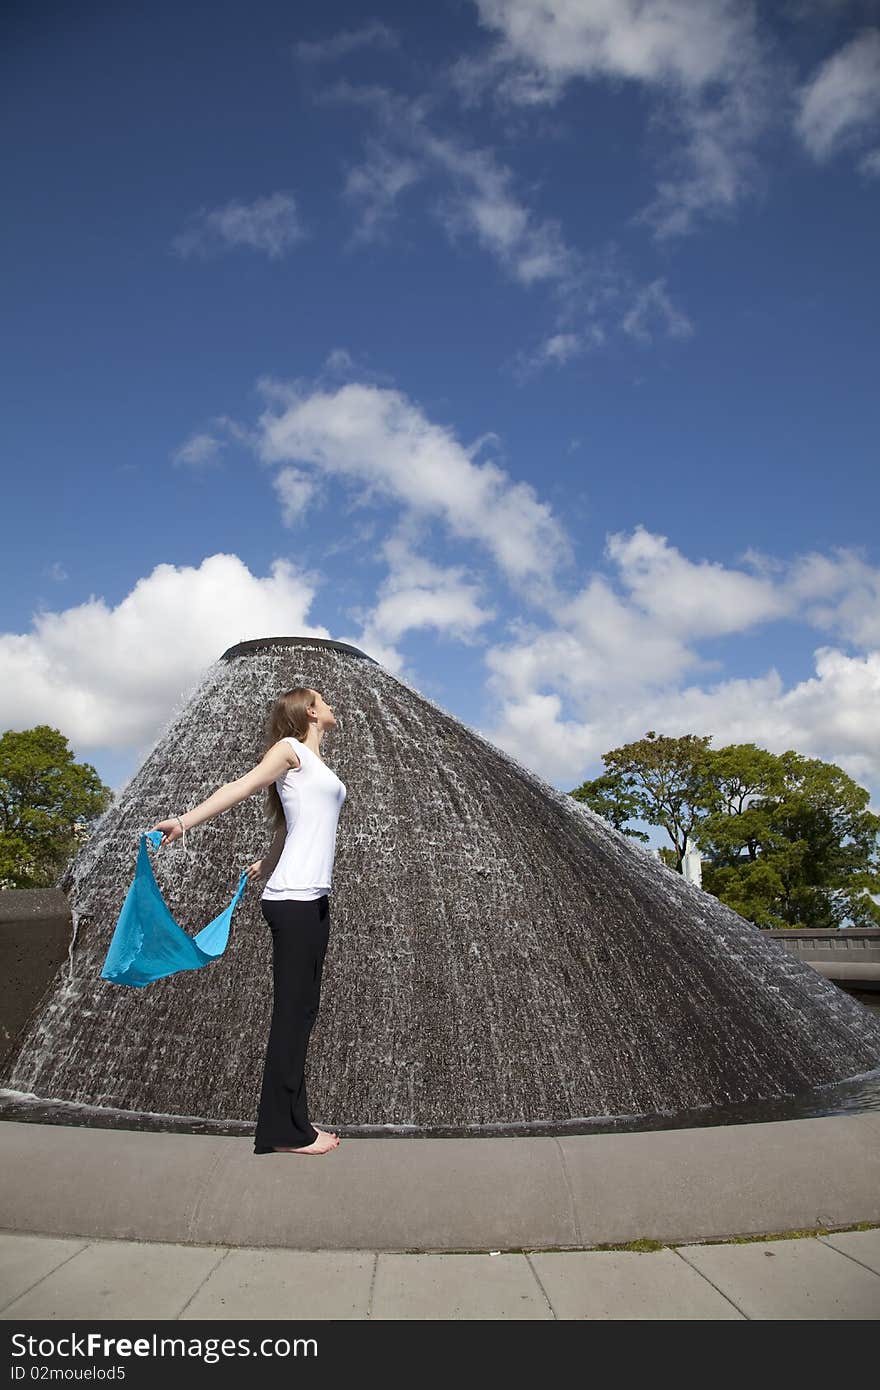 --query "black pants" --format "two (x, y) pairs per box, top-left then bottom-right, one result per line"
(253, 894), (330, 1154)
